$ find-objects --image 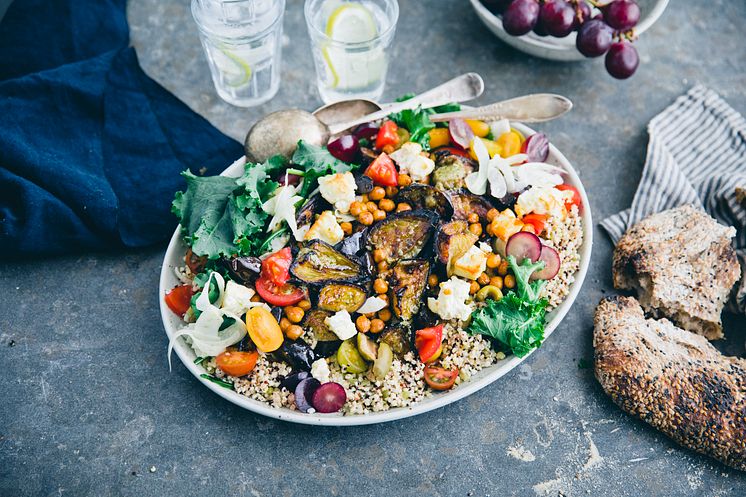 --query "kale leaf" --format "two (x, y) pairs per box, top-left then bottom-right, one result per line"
(292, 140), (357, 198)
(389, 95), (461, 149)
(506, 255), (547, 302)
